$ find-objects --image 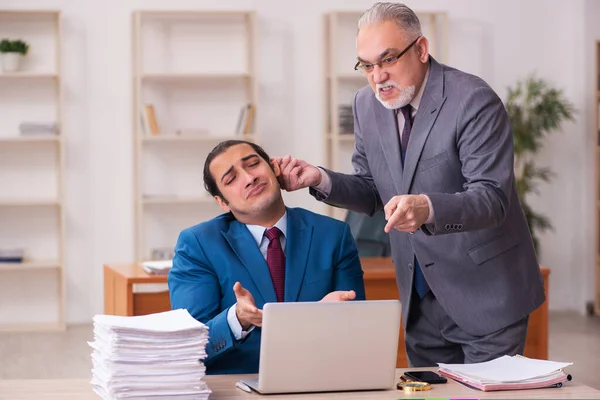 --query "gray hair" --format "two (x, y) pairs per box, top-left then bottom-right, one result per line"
(357, 2), (422, 37)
